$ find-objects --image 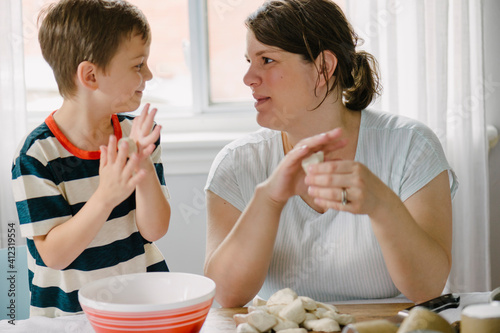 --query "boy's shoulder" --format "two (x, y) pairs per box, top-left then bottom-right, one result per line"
(117, 113), (135, 122)
(15, 121), (54, 157)
(116, 113), (135, 137)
